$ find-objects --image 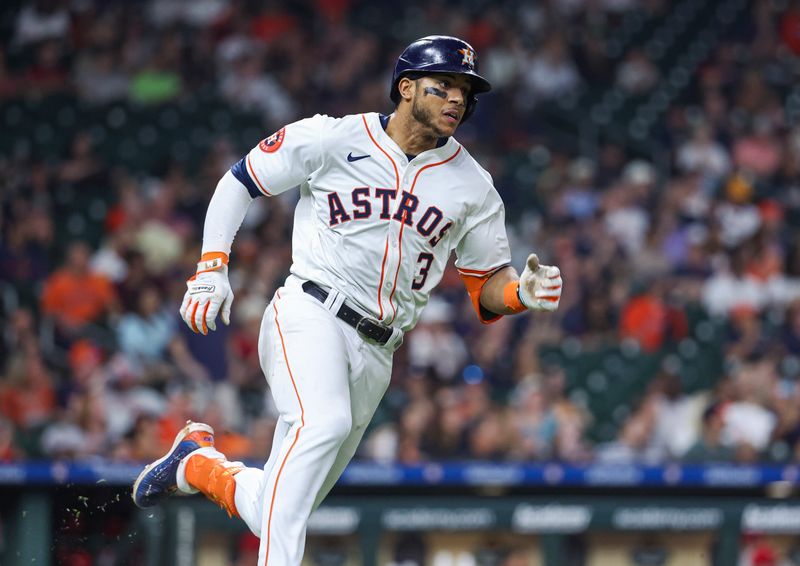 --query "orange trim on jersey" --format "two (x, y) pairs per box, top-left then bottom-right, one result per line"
(387, 224), (405, 324)
(460, 272), (503, 324)
(246, 154), (273, 197)
(264, 291), (305, 566)
(387, 146), (462, 324)
(411, 147), (462, 190)
(457, 266), (496, 276)
(362, 115), (400, 320)
(377, 238), (389, 319)
(361, 115), (399, 187)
